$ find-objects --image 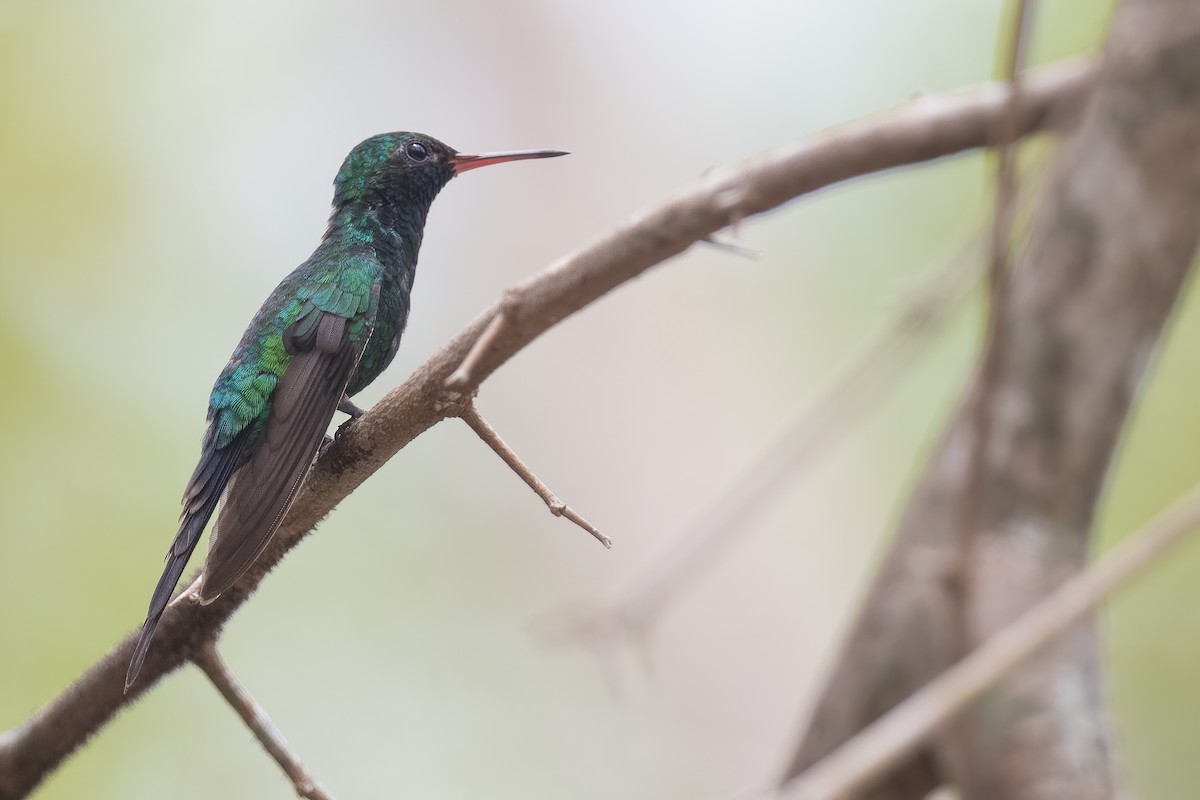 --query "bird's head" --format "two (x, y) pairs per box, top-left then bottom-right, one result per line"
(332, 131), (567, 210)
